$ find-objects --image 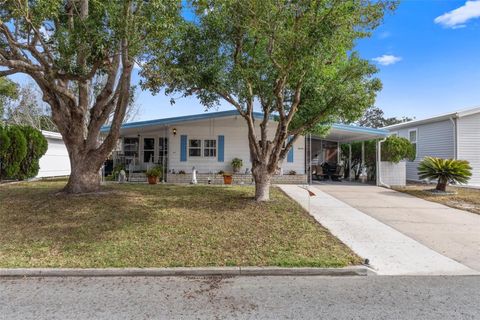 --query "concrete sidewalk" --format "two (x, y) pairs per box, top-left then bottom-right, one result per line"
(279, 185), (477, 276)
(314, 183), (480, 271)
